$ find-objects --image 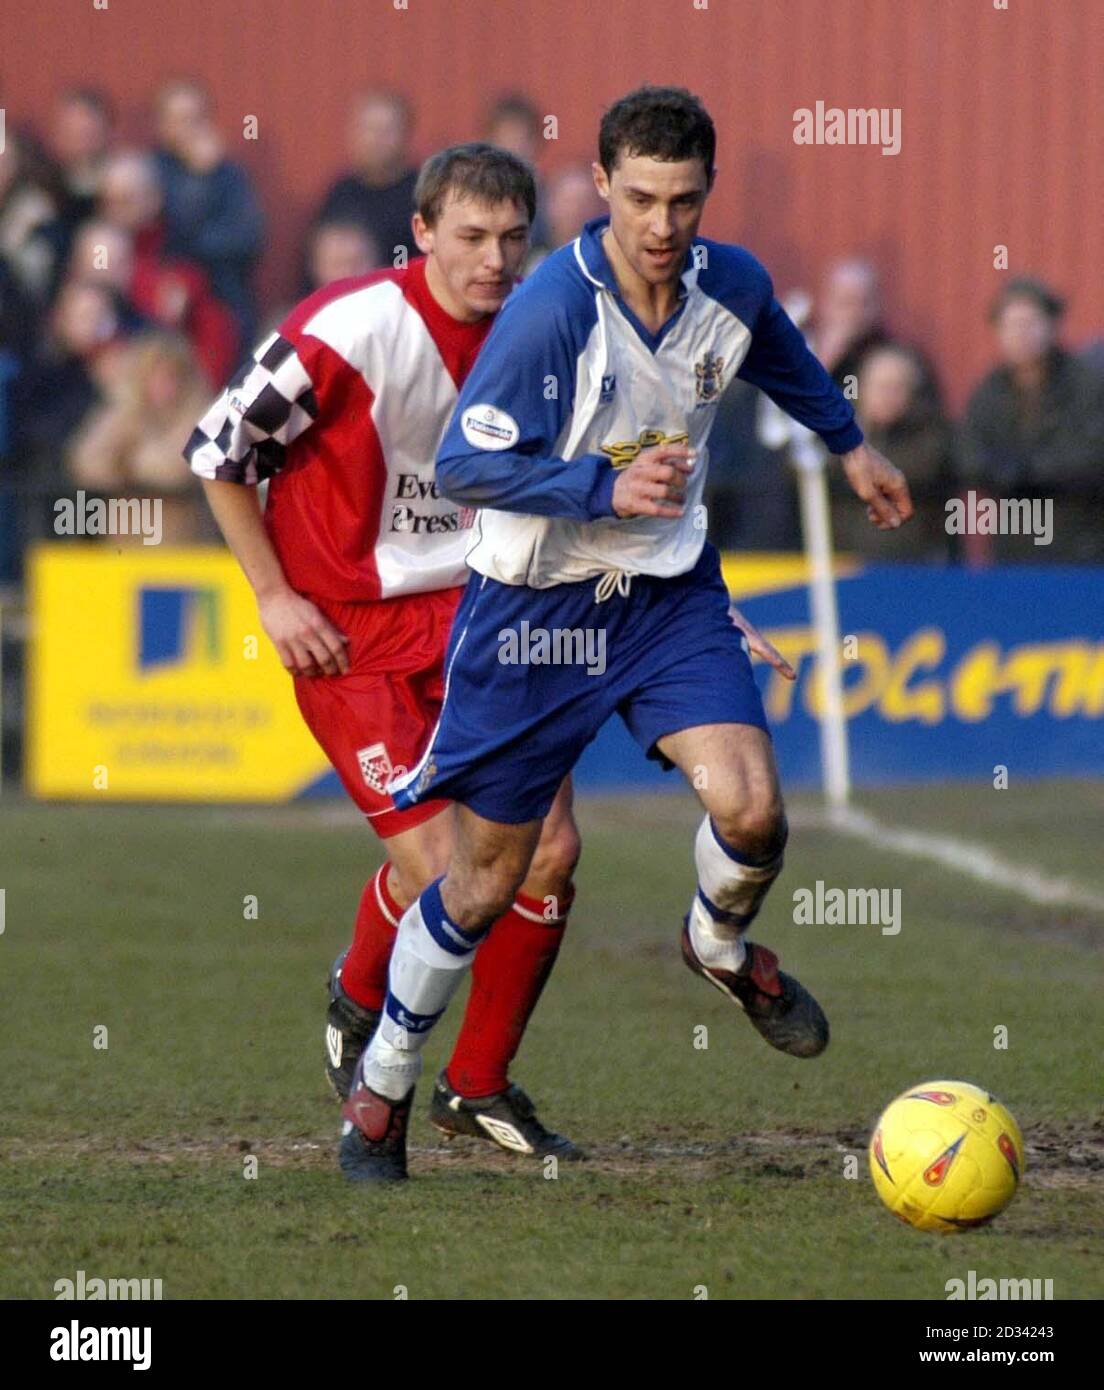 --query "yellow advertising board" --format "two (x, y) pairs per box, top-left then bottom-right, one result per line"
(25, 544), (861, 802)
(27, 544), (328, 800)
